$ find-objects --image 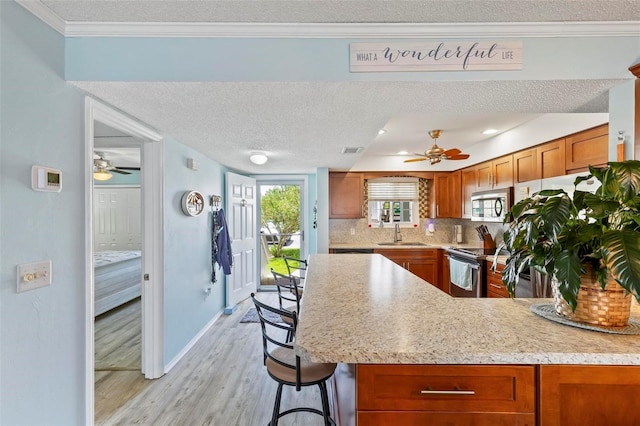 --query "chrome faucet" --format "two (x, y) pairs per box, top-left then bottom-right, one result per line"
(393, 223), (402, 243)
